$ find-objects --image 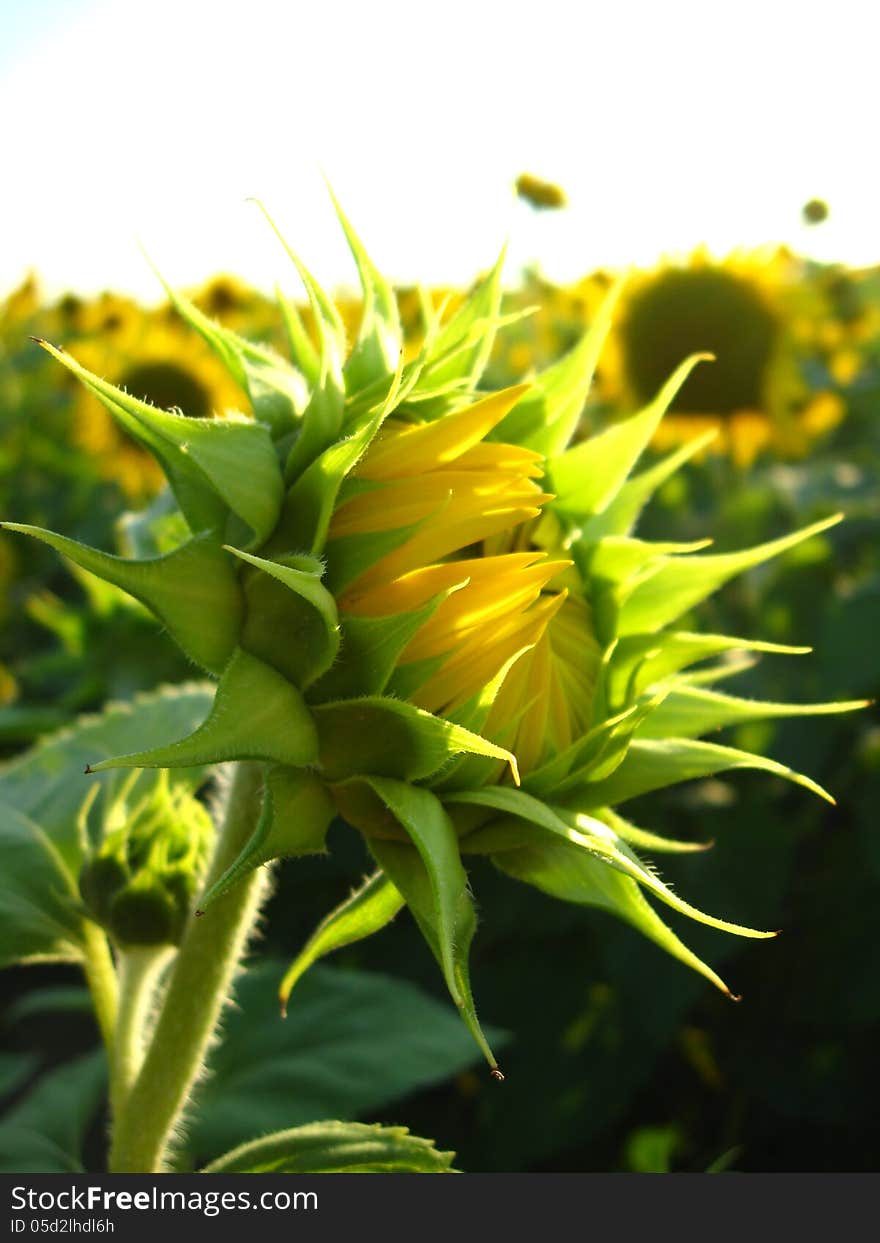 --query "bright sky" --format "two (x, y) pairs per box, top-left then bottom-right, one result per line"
(1, 0), (877, 302)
